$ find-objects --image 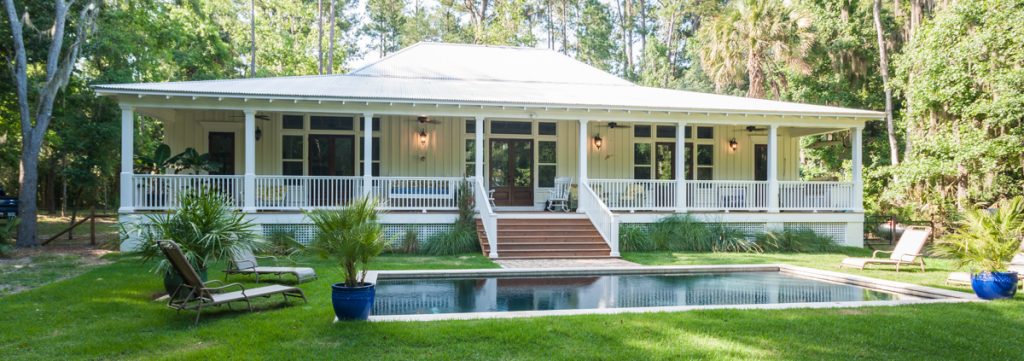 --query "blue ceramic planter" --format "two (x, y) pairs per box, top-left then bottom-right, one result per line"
(971, 272), (1019, 300)
(332, 282), (375, 320)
